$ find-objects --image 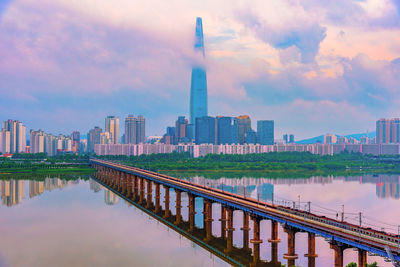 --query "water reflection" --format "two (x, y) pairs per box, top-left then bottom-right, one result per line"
(0, 180), (25, 207)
